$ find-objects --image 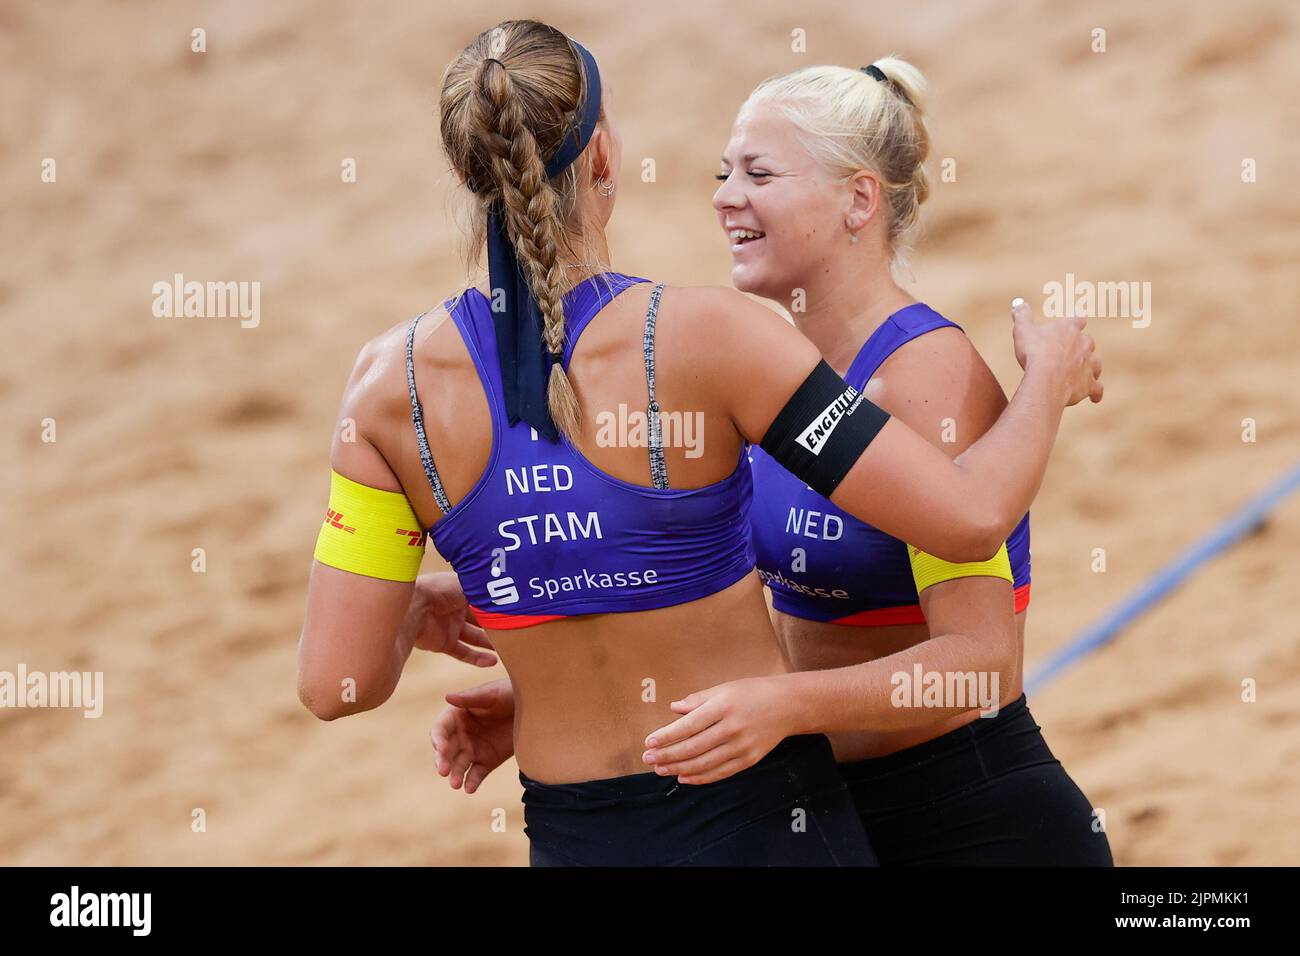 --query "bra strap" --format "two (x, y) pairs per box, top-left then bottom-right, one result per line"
(642, 283), (669, 490)
(406, 312), (453, 515)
